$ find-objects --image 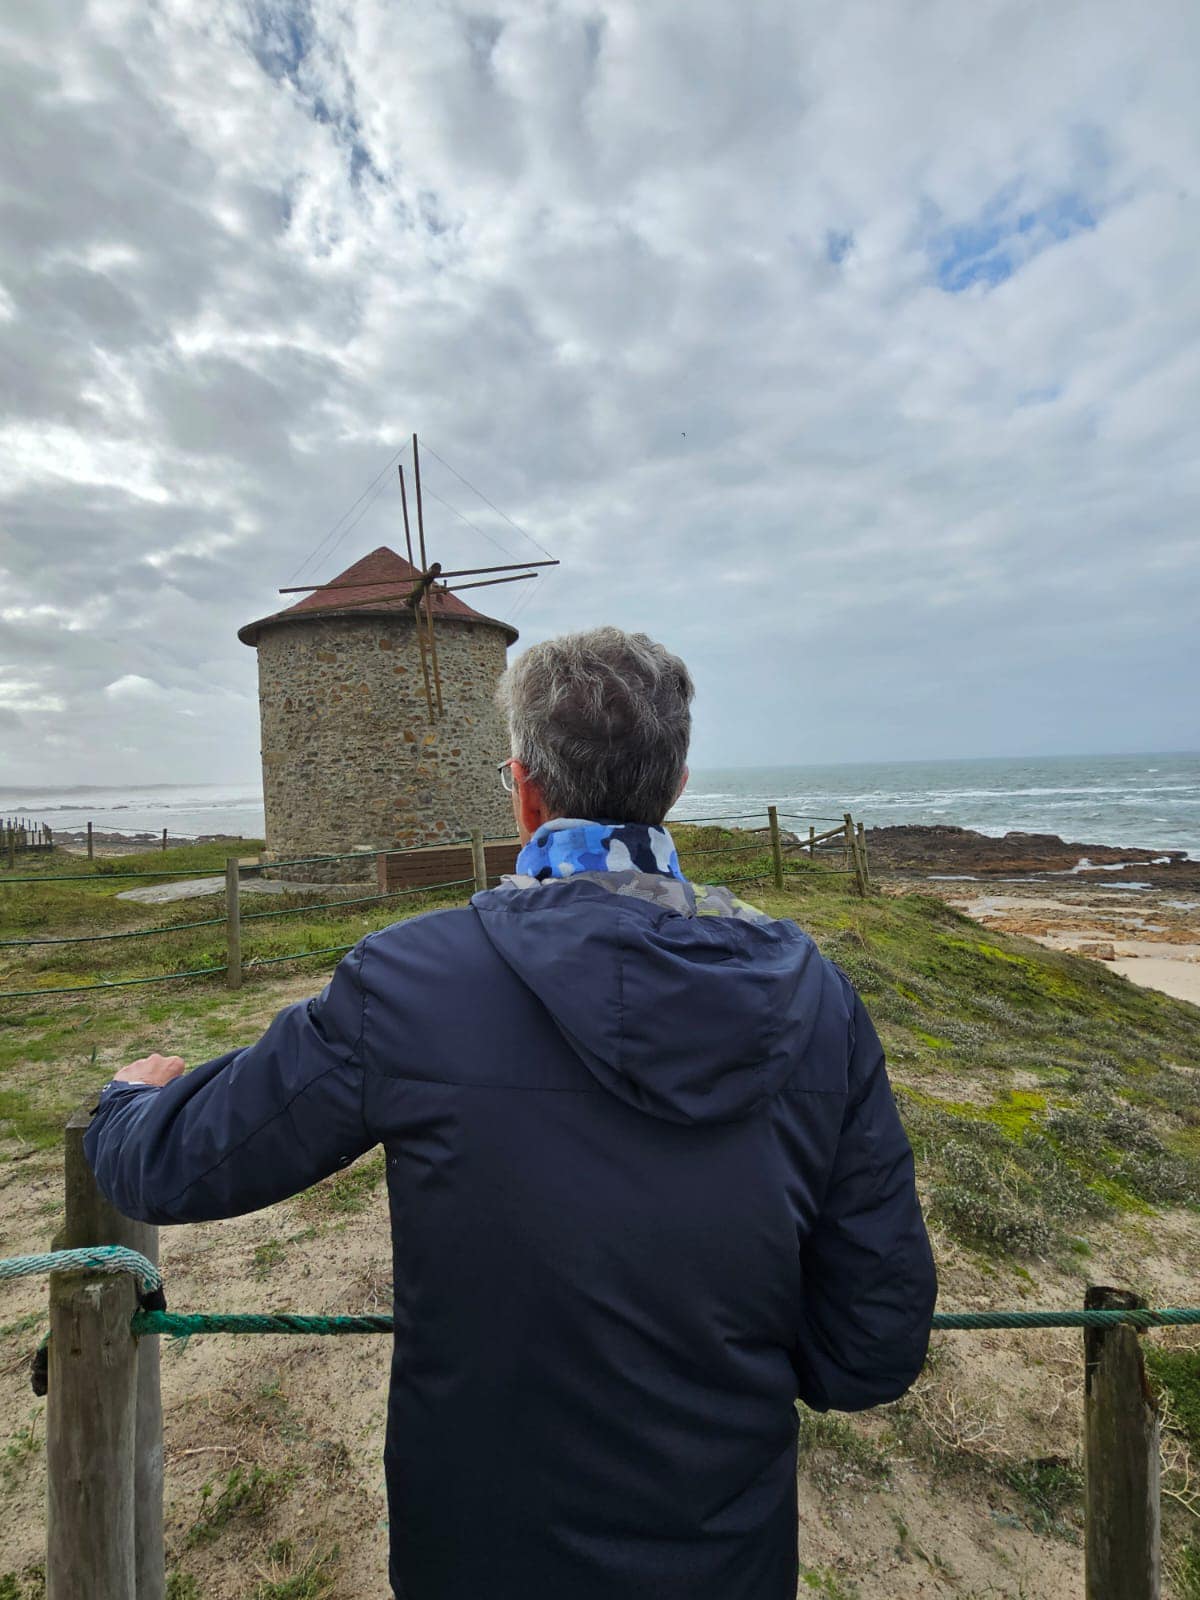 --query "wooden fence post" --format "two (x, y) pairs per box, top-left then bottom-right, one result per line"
(856, 822), (871, 893)
(47, 1107), (164, 1600)
(844, 814), (866, 896)
(5, 827), (13, 870)
(1084, 1286), (1160, 1600)
(160, 829), (167, 852)
(808, 825), (815, 857)
(87, 821), (94, 861)
(767, 806), (784, 890)
(471, 828), (488, 894)
(225, 857), (242, 990)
